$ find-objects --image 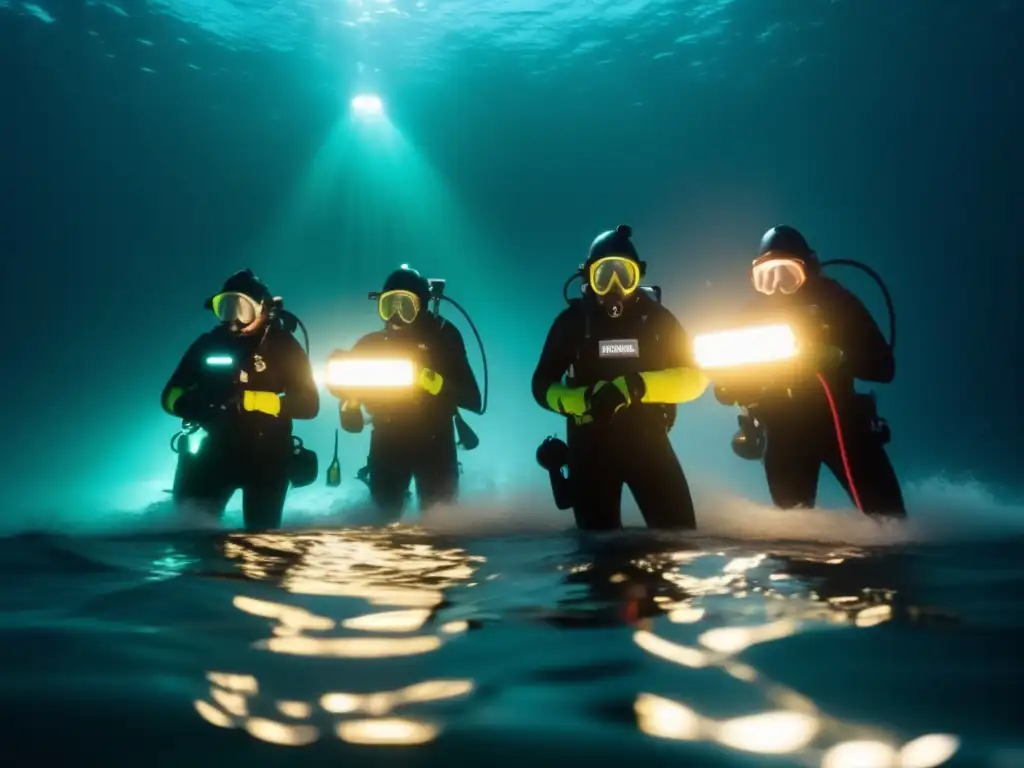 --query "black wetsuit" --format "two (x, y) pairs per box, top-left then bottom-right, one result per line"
(161, 323), (319, 530)
(342, 314), (481, 520)
(531, 294), (697, 531)
(716, 276), (905, 518)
